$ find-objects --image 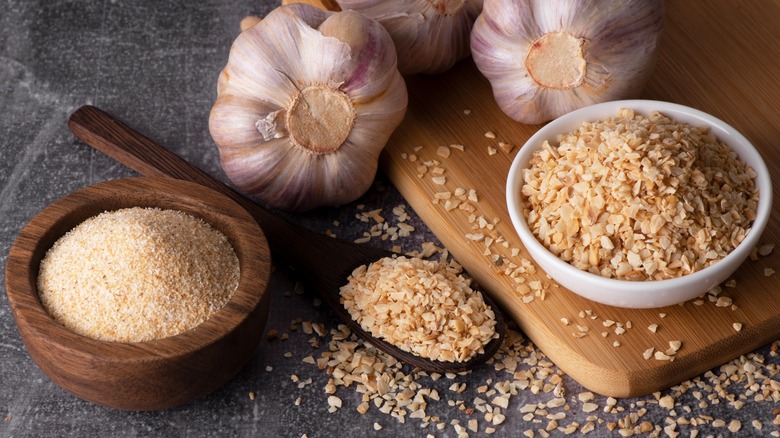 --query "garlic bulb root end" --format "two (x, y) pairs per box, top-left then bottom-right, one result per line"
(526, 32), (587, 90)
(286, 85), (355, 154)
